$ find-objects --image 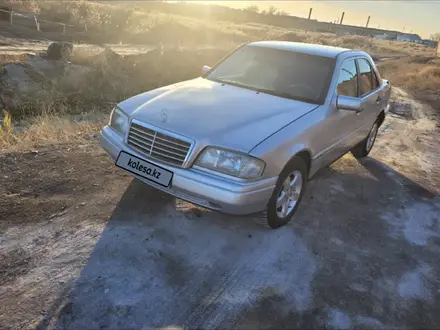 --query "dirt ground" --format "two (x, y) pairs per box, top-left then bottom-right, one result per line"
(1, 87), (440, 329)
